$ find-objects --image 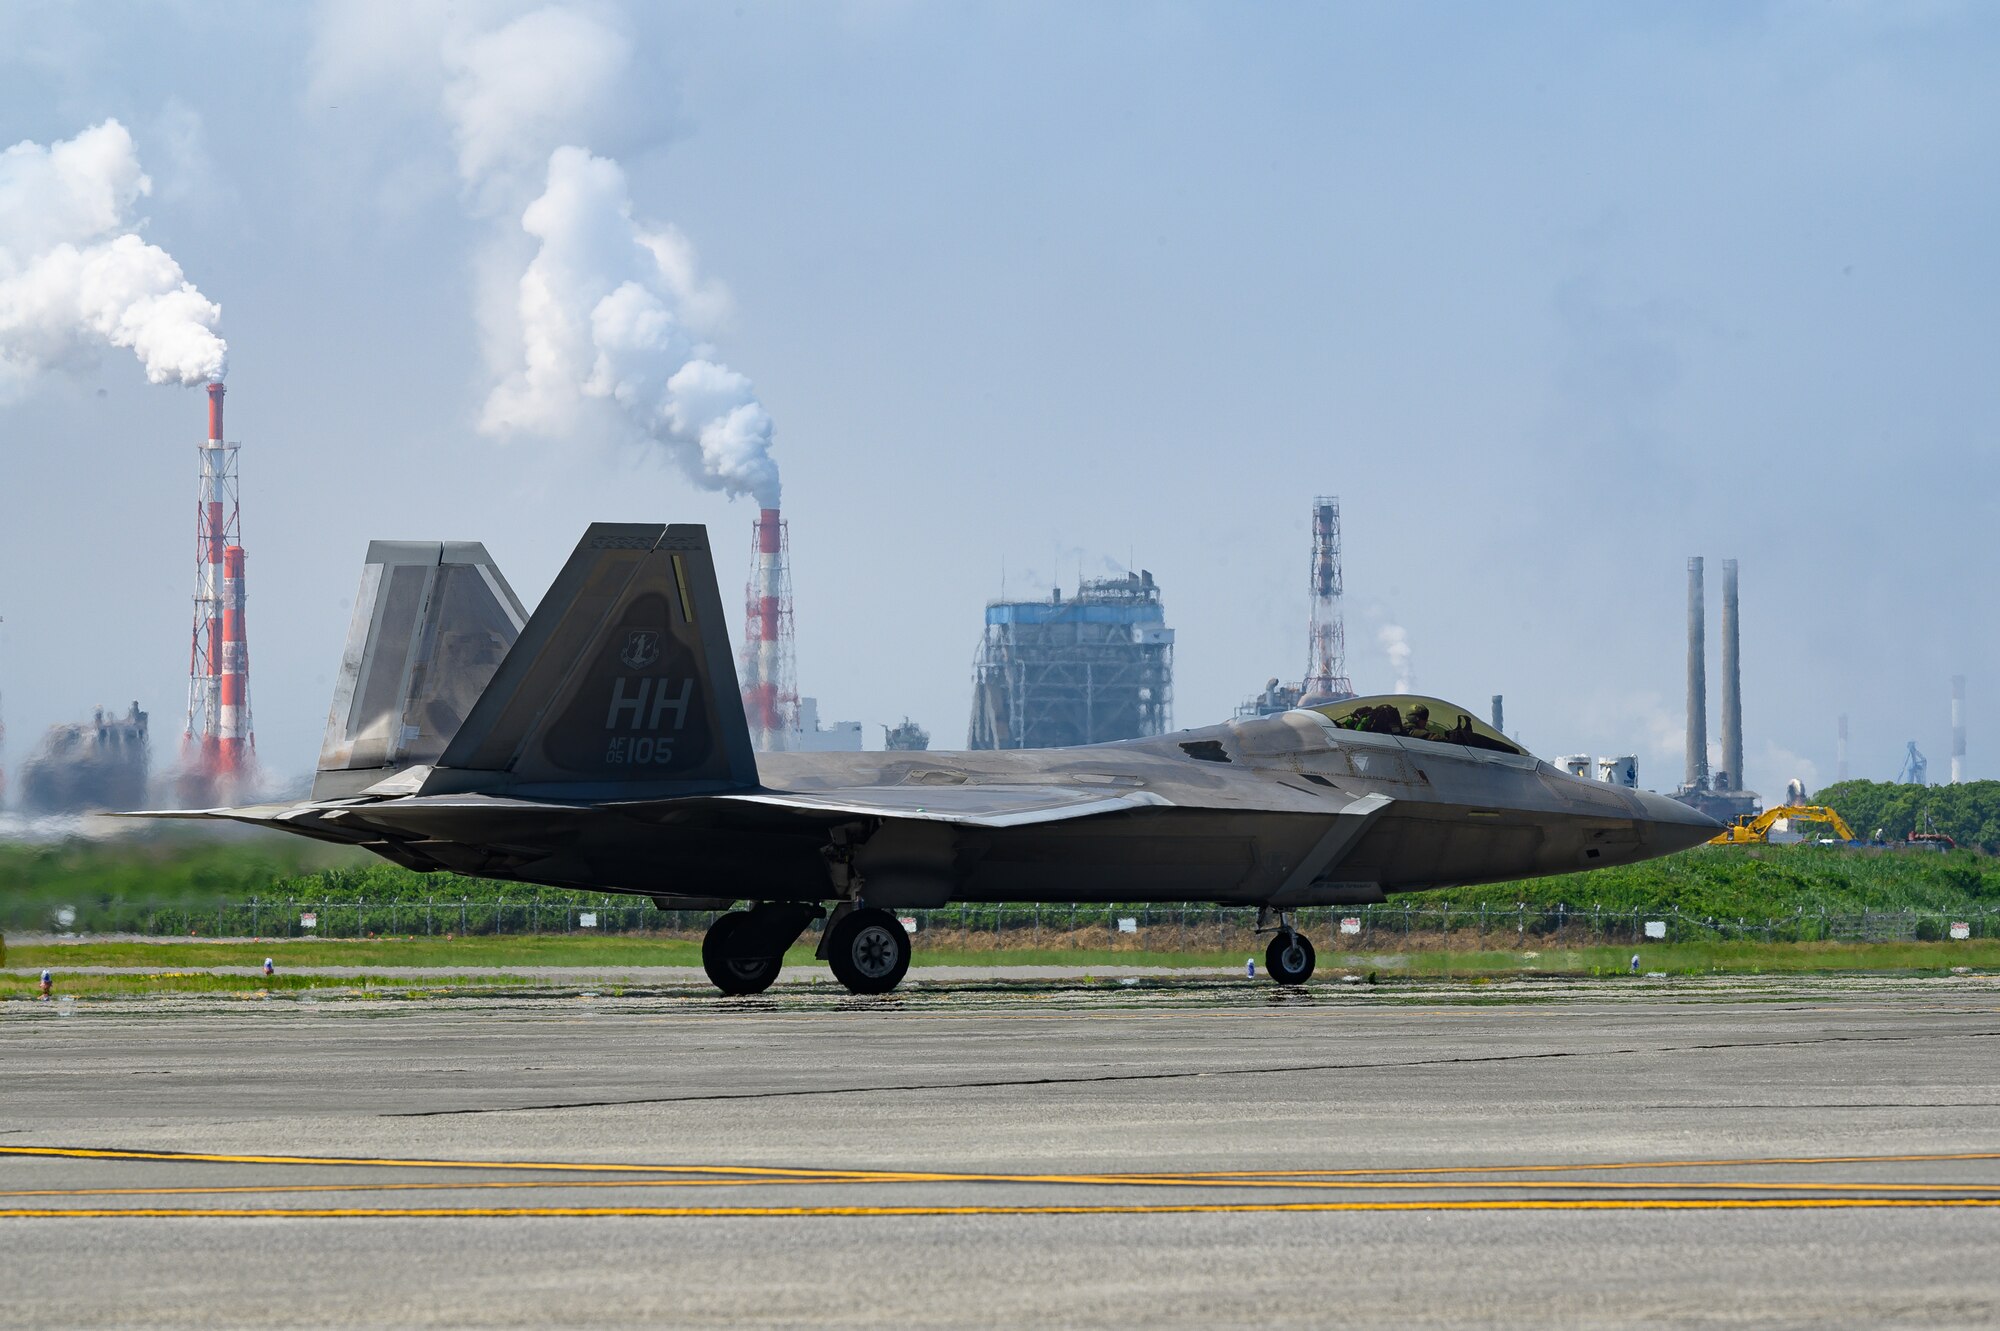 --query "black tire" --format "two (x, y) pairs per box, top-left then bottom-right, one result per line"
(1266, 930), (1316, 986)
(827, 908), (911, 995)
(702, 911), (782, 996)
